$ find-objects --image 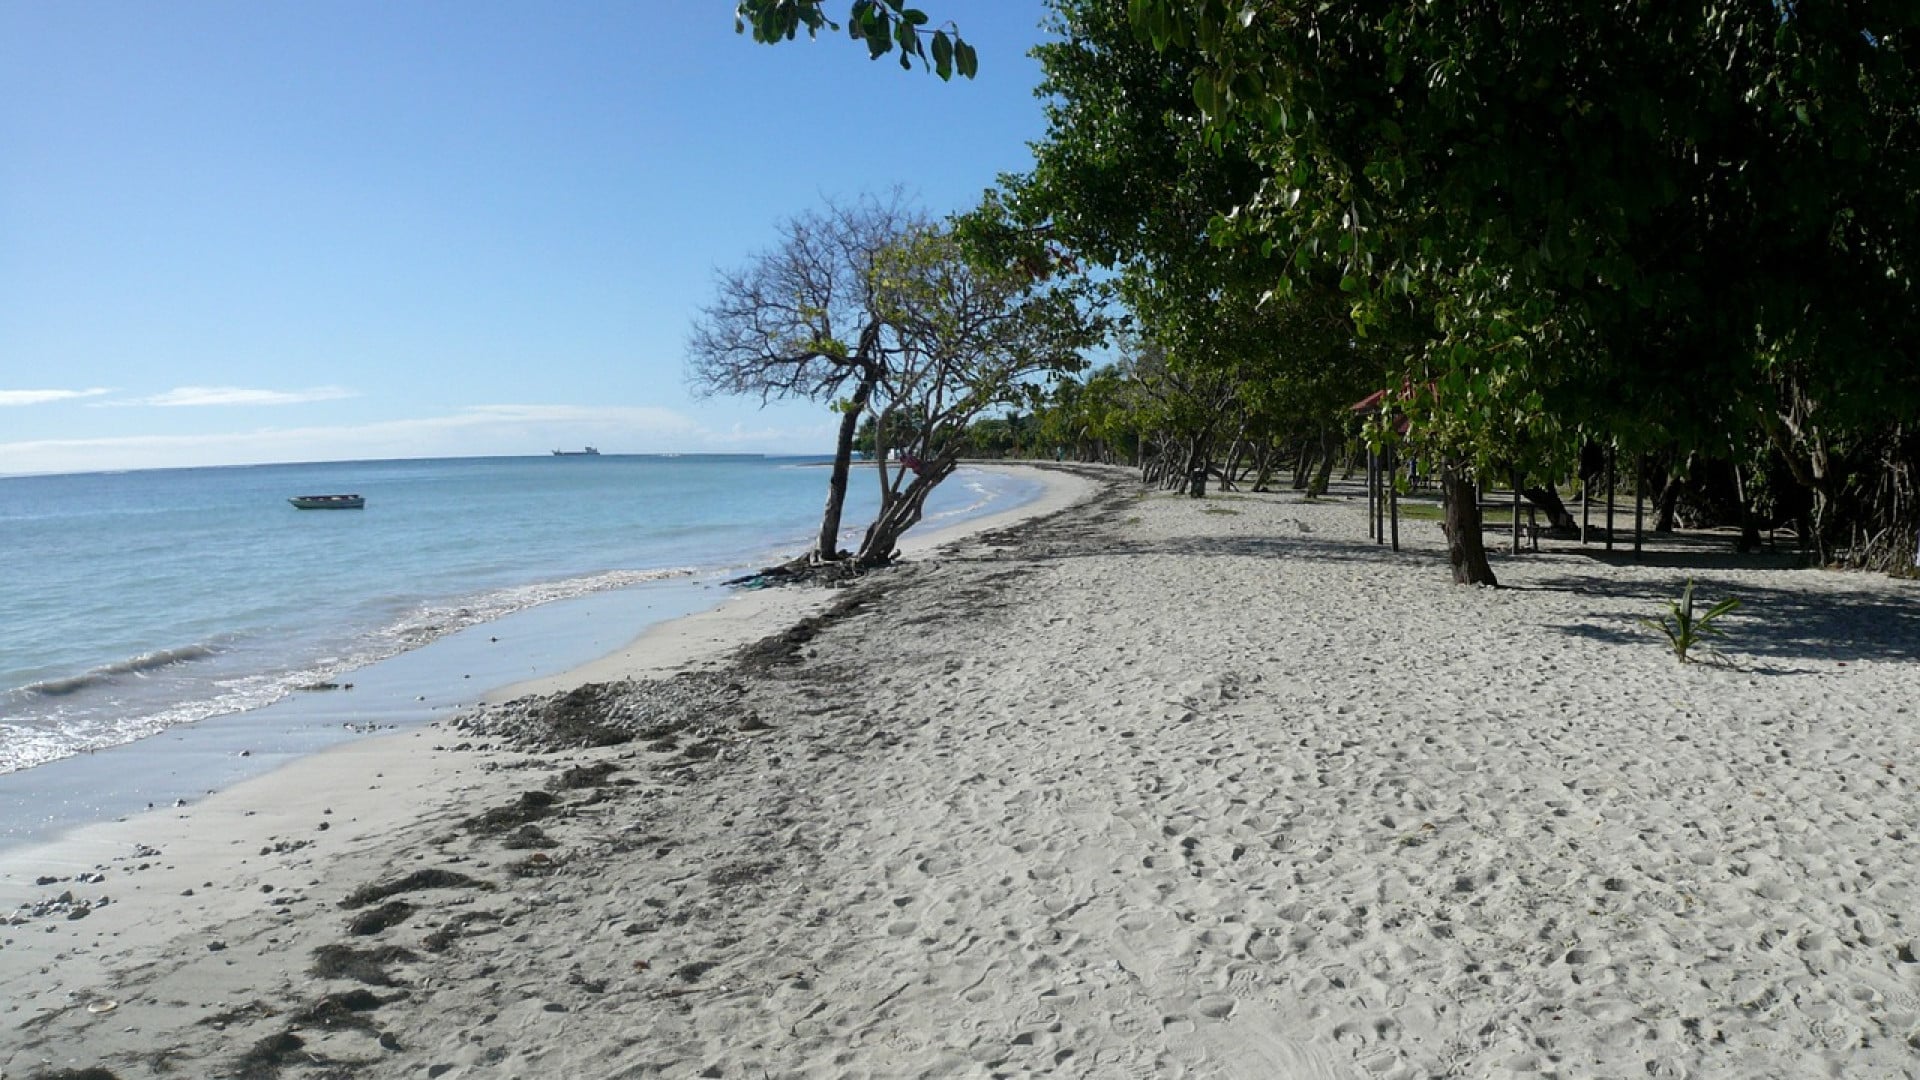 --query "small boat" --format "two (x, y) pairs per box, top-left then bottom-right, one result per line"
(288, 494), (365, 509)
(552, 446), (600, 456)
